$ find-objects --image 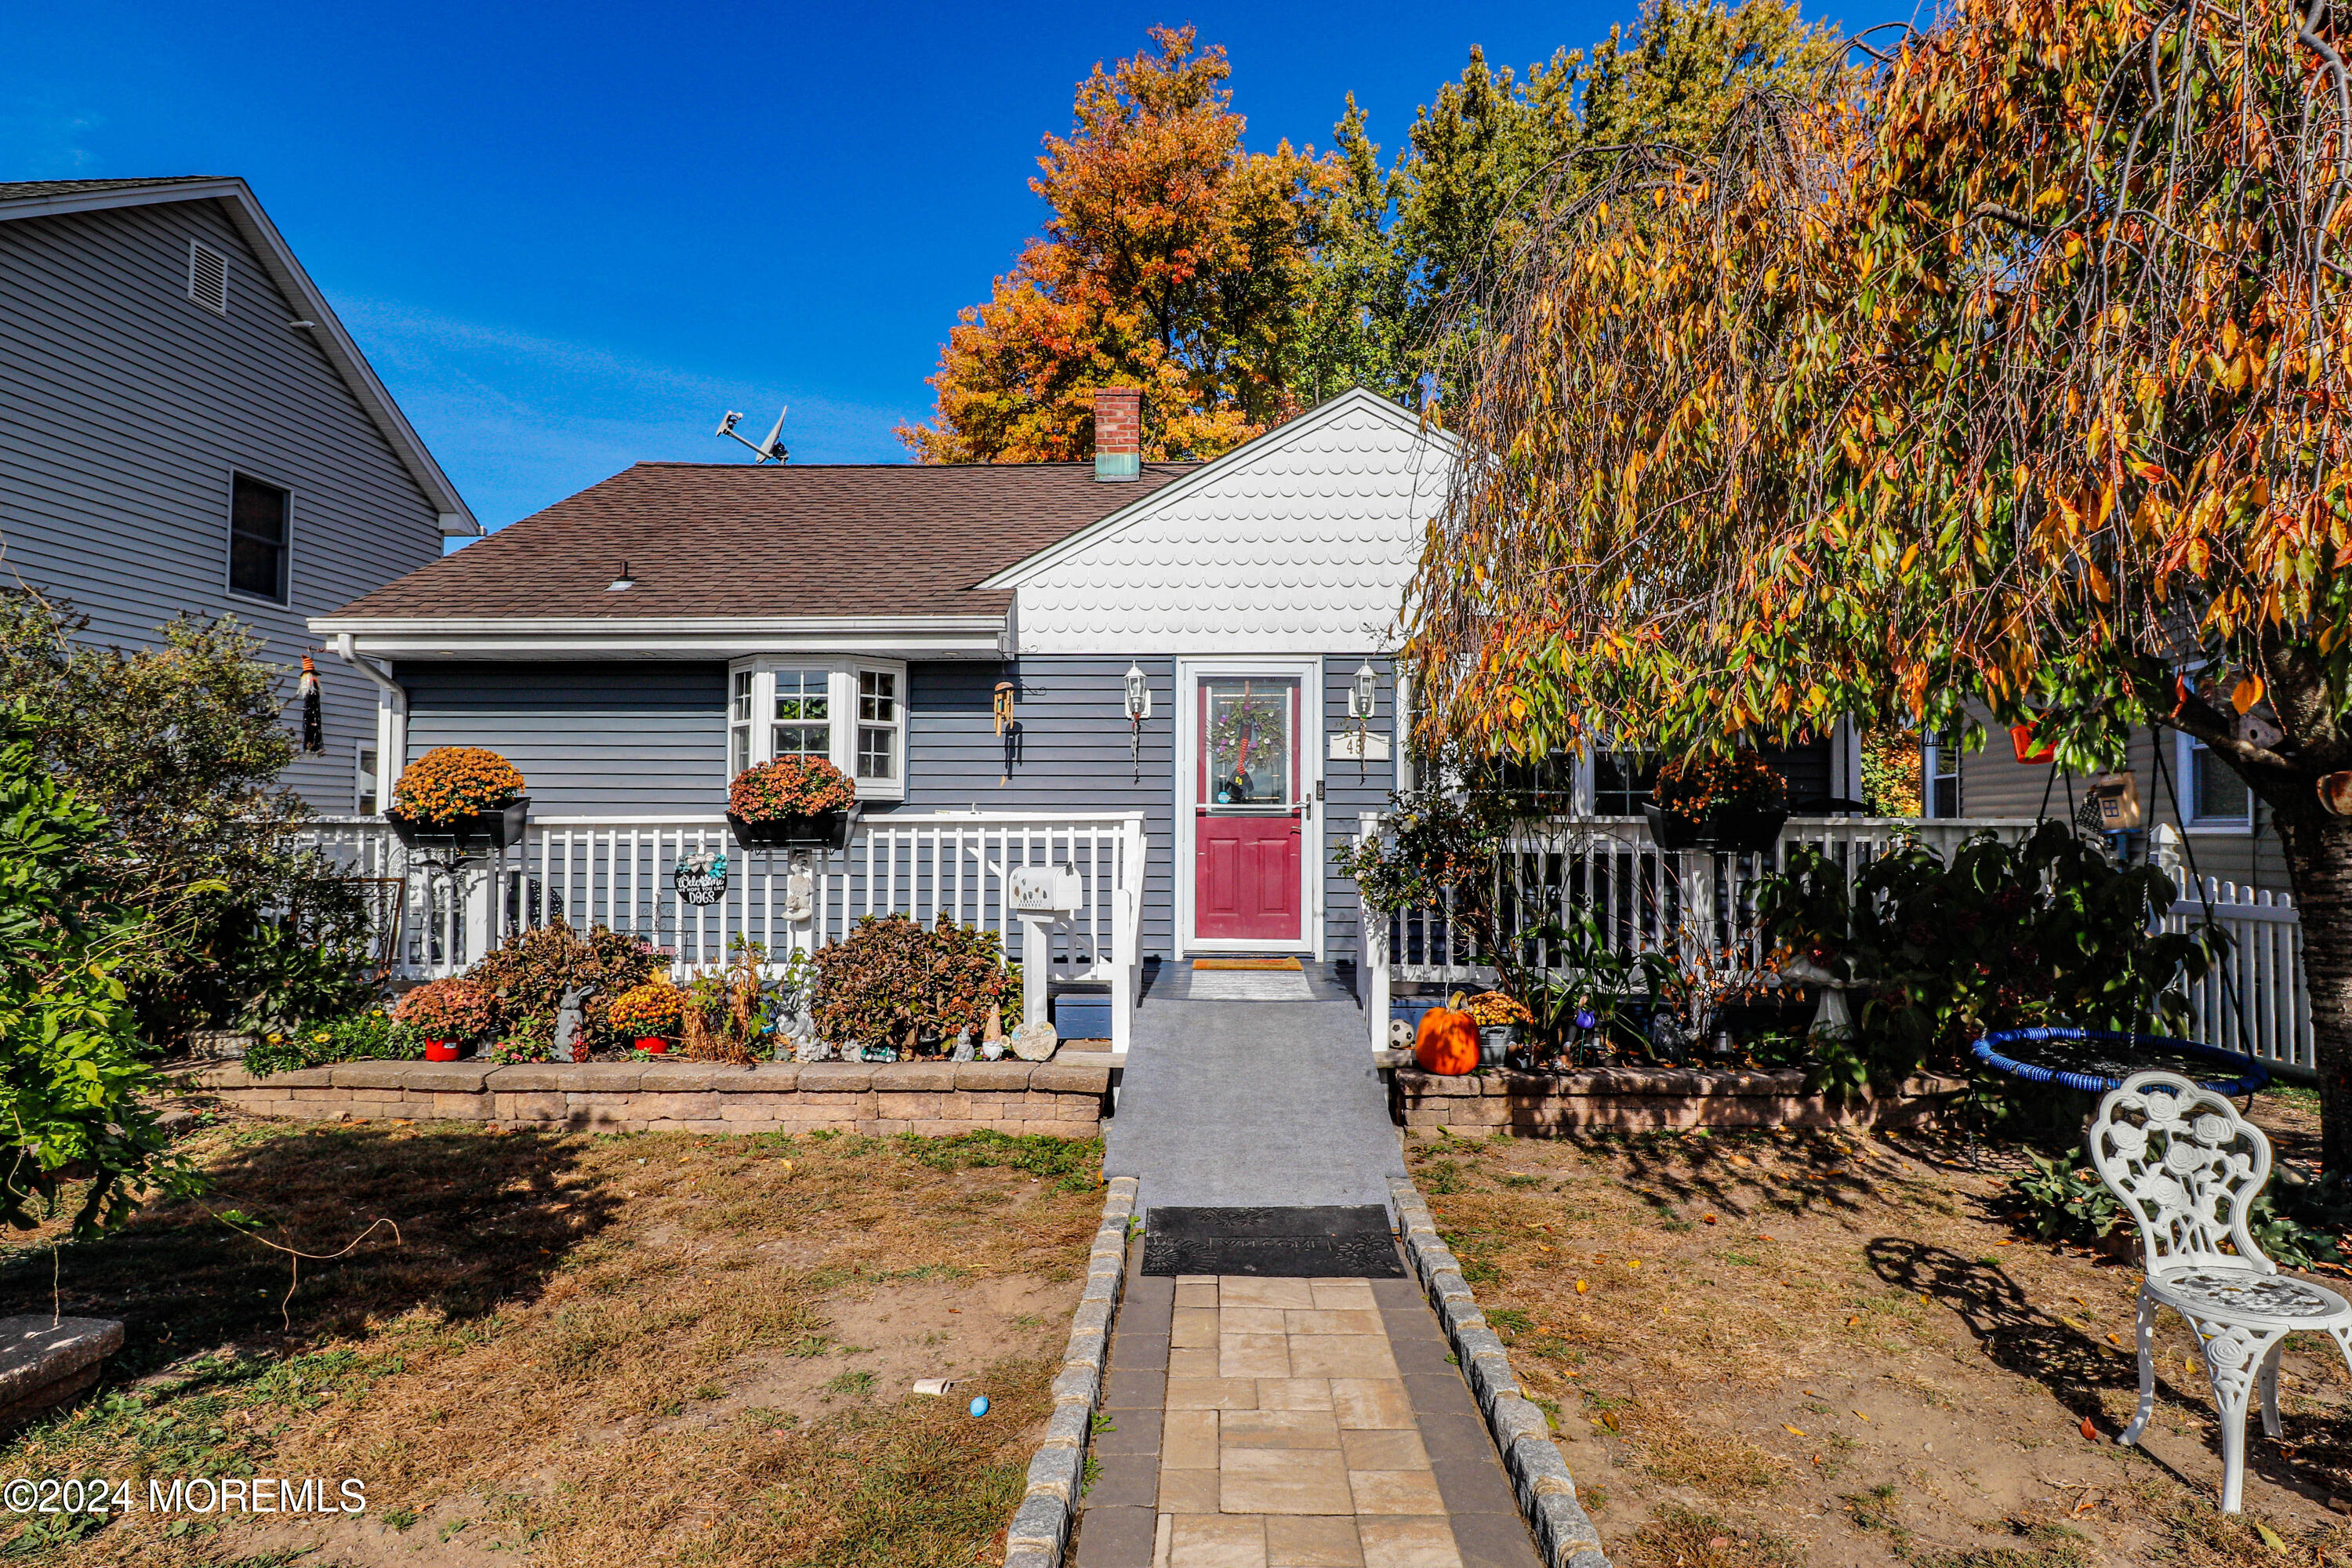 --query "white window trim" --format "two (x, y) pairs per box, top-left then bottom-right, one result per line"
(1922, 730), (1962, 819)
(2174, 729), (2253, 834)
(725, 655), (908, 801)
(354, 739), (379, 817)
